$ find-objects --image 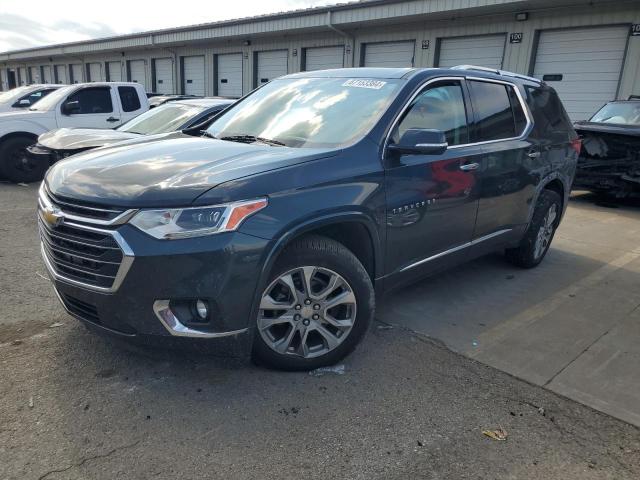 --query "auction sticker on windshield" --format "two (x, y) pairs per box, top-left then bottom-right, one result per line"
(342, 79), (387, 89)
